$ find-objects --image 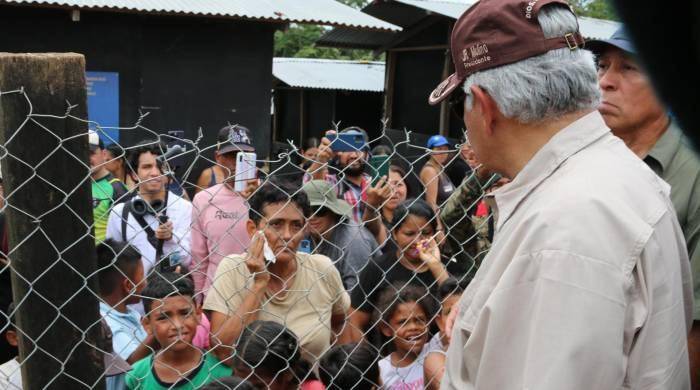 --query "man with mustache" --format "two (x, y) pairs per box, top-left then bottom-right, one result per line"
(588, 28), (700, 388)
